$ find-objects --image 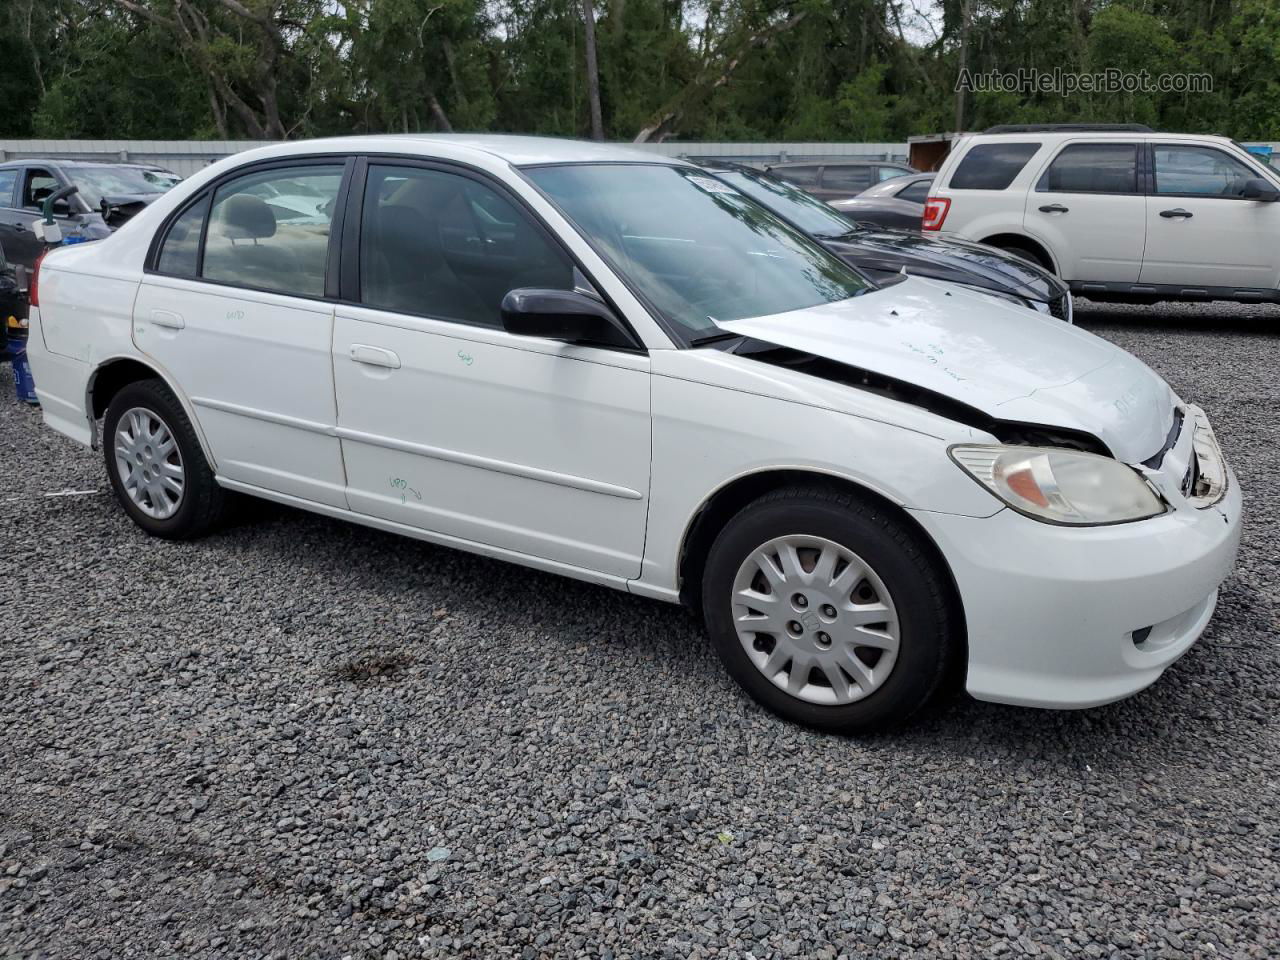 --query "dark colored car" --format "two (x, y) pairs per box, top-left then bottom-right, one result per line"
(701, 164), (1073, 322)
(828, 173), (935, 230)
(764, 159), (917, 201)
(0, 240), (21, 358)
(0, 159), (179, 272)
